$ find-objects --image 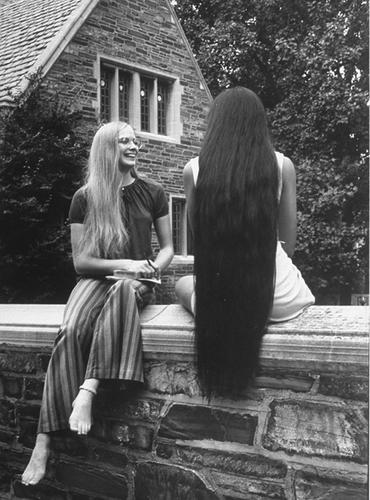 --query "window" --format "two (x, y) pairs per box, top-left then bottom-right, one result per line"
(100, 66), (114, 122)
(118, 70), (130, 122)
(98, 59), (182, 141)
(157, 80), (169, 135)
(140, 76), (152, 132)
(171, 196), (193, 256)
